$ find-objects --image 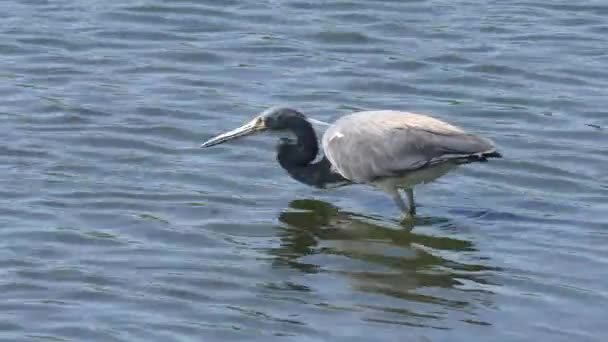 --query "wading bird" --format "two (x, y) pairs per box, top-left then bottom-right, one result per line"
(201, 107), (501, 221)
